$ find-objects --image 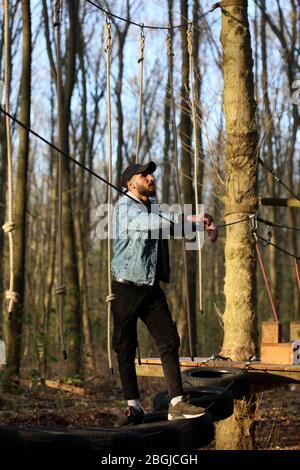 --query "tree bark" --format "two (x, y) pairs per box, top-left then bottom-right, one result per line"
(59, 0), (81, 375)
(77, 20), (96, 376)
(162, 0), (173, 204)
(0, 114), (7, 338)
(42, 0), (81, 374)
(216, 0), (258, 450)
(5, 0), (31, 382)
(260, 0), (280, 313)
(180, 0), (197, 352)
